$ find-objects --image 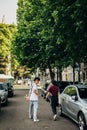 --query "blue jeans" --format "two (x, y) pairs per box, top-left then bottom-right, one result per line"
(29, 100), (38, 120)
